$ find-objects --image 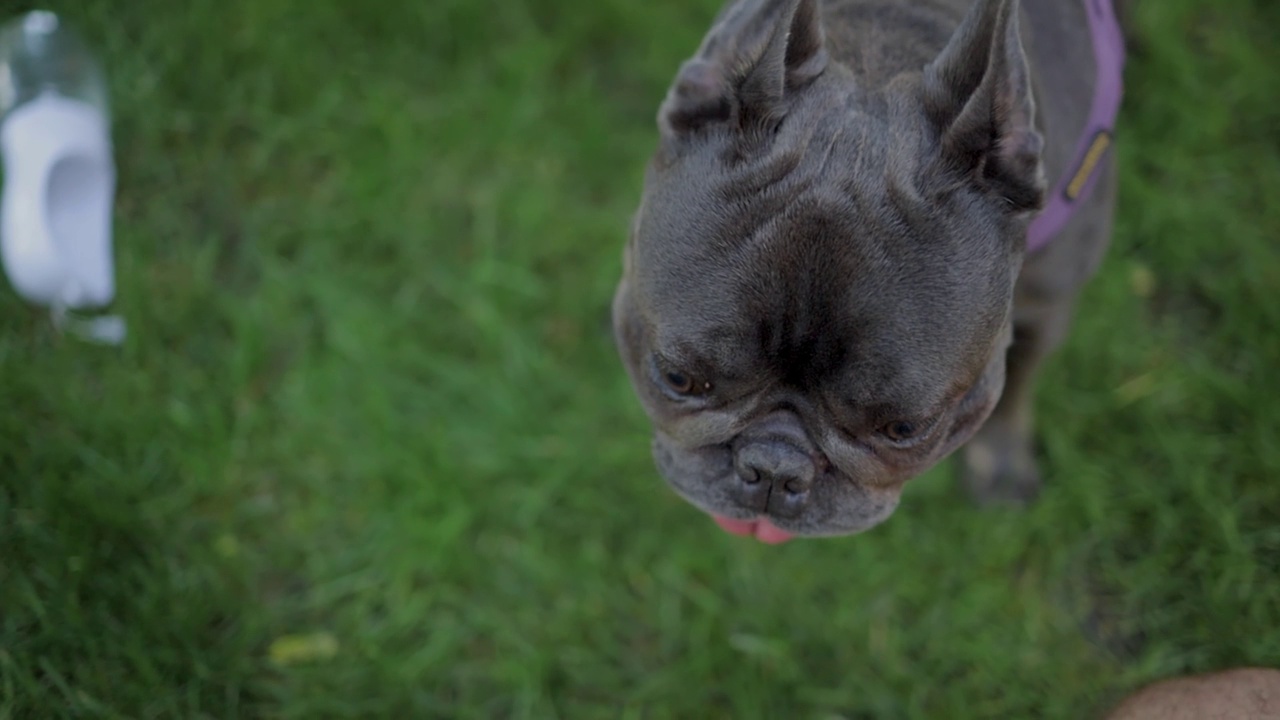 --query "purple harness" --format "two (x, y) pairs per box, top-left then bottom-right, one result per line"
(1025, 0), (1126, 253)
